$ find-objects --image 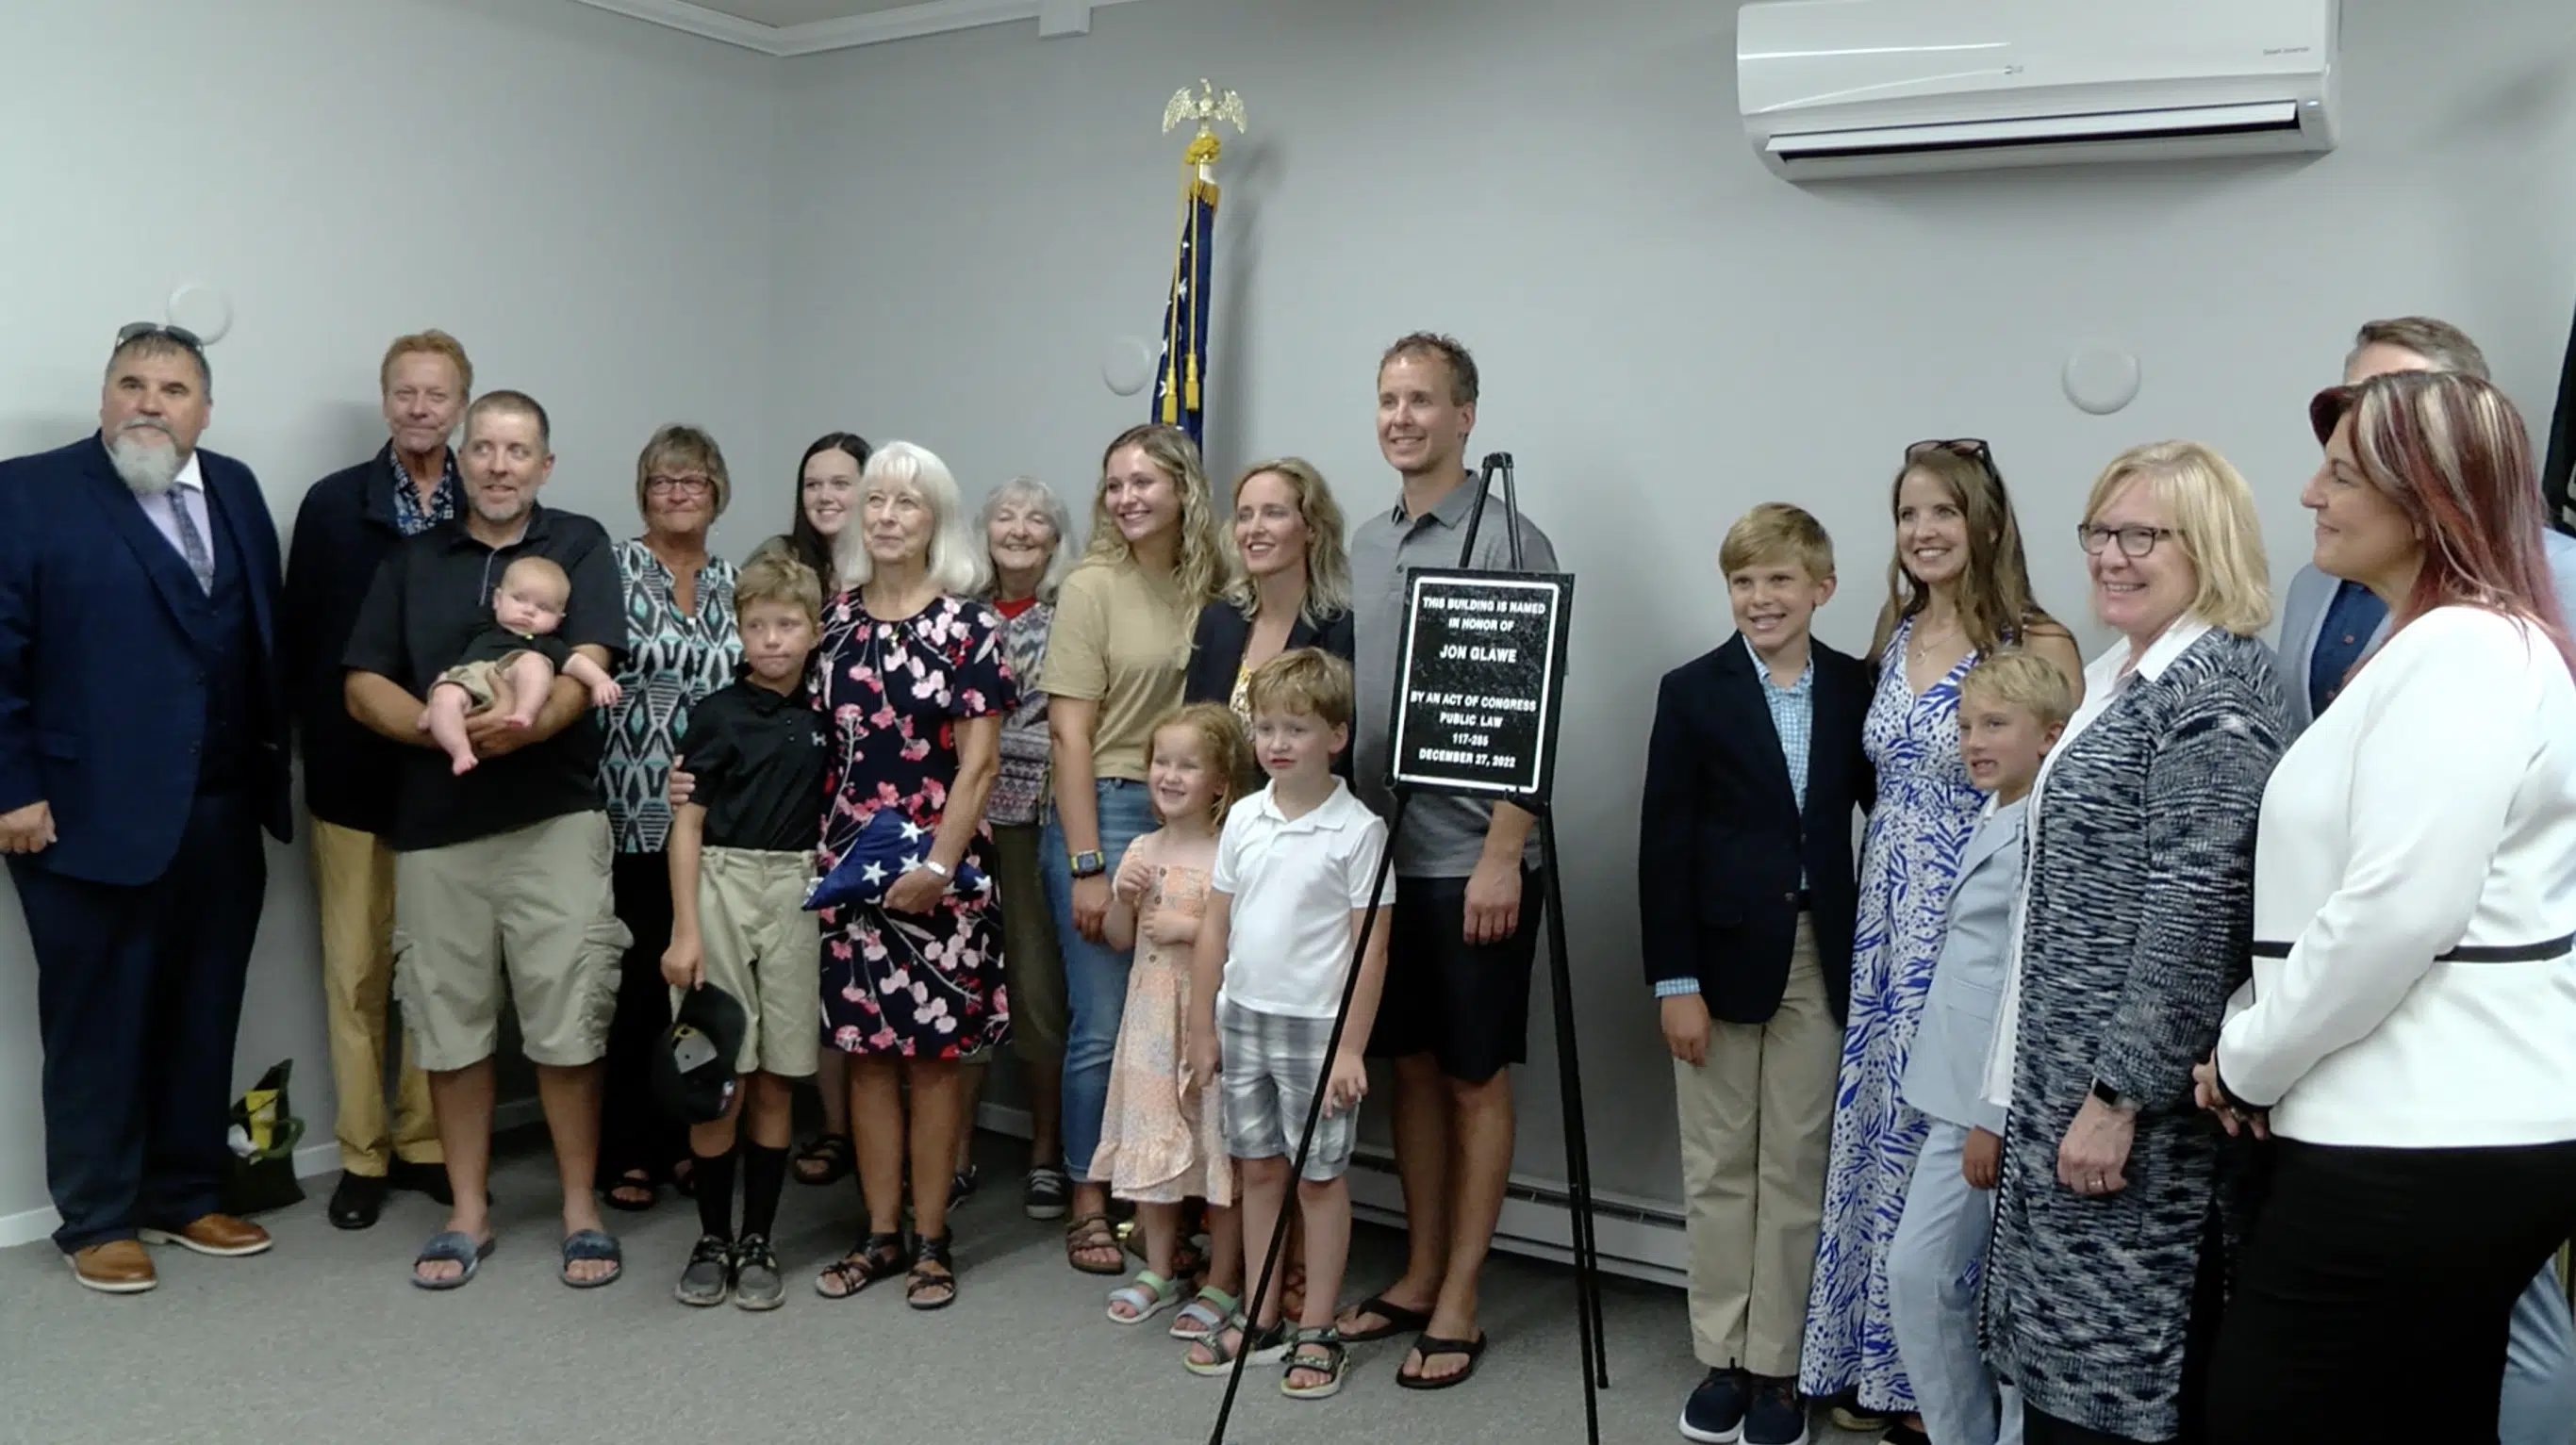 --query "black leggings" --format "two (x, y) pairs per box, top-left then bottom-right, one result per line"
(2205, 1137), (2576, 1444)
(597, 850), (682, 1184)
